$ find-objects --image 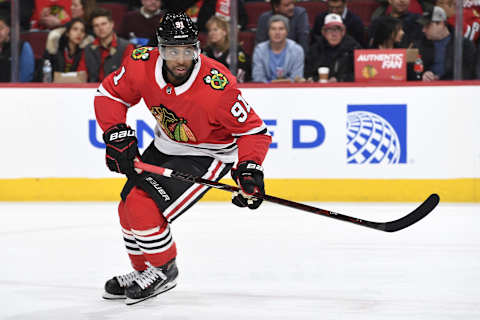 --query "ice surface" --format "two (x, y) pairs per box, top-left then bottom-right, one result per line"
(1, 201), (479, 319)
